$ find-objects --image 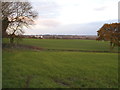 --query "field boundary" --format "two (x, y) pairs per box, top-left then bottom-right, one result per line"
(46, 49), (119, 53)
(3, 43), (119, 53)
